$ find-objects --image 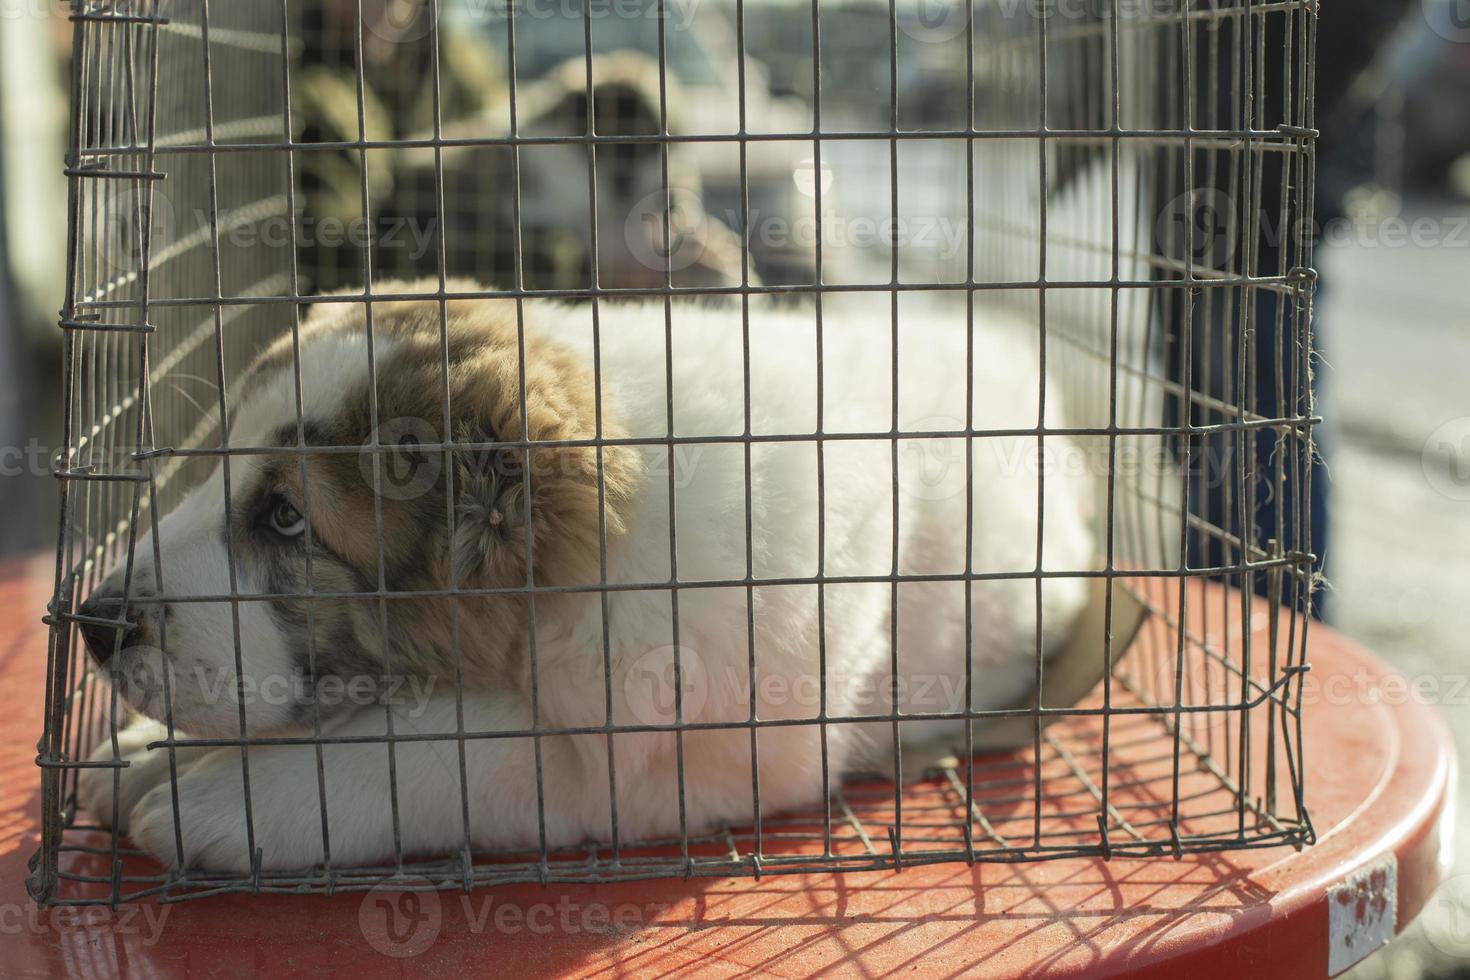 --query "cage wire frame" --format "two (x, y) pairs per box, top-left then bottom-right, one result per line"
(31, 0), (1319, 906)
